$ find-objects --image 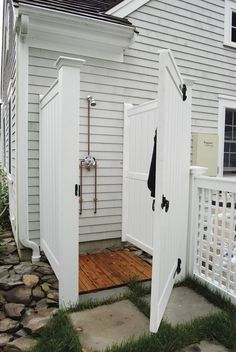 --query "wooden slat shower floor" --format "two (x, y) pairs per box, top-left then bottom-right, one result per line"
(79, 250), (152, 294)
